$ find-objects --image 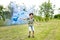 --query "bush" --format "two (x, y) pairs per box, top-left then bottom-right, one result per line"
(34, 15), (42, 22)
(0, 19), (5, 26)
(54, 14), (60, 19)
